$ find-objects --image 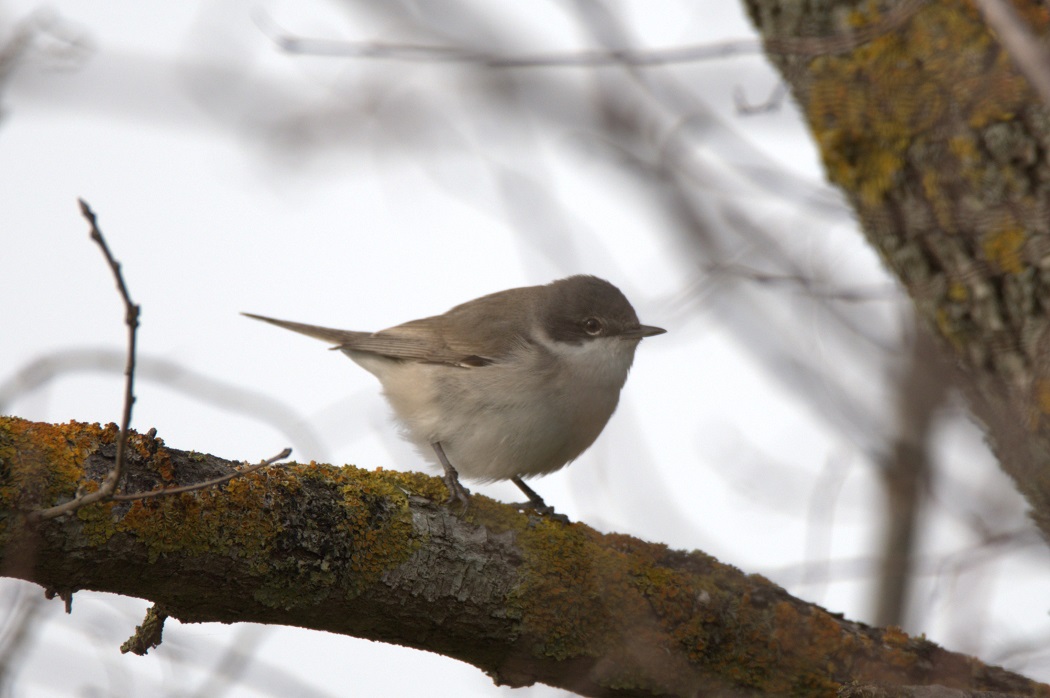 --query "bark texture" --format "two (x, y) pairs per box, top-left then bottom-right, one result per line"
(1, 417), (1046, 696)
(743, 0), (1050, 540)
